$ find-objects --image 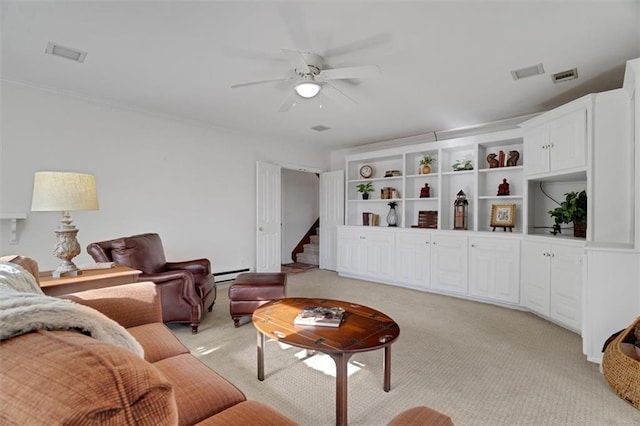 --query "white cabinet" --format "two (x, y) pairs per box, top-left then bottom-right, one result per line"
(430, 234), (468, 295)
(521, 239), (583, 331)
(469, 236), (520, 304)
(395, 230), (431, 290)
(336, 227), (394, 282)
(522, 107), (587, 176)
